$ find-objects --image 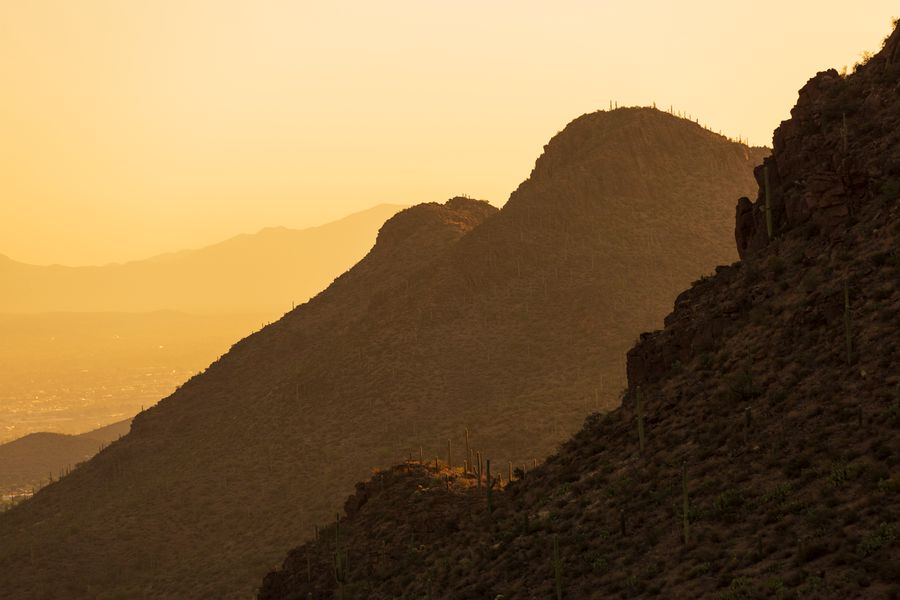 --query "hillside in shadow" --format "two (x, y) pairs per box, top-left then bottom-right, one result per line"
(260, 22), (900, 600)
(0, 108), (766, 598)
